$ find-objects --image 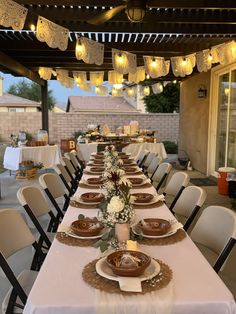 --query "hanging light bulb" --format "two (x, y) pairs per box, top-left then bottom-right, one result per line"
(95, 86), (100, 94)
(143, 86), (150, 96)
(146, 74), (150, 79)
(208, 54), (213, 62)
(30, 24), (36, 31)
(116, 54), (124, 64)
(182, 58), (187, 66)
(150, 58), (157, 68)
(127, 88), (134, 96)
(75, 39), (85, 58)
